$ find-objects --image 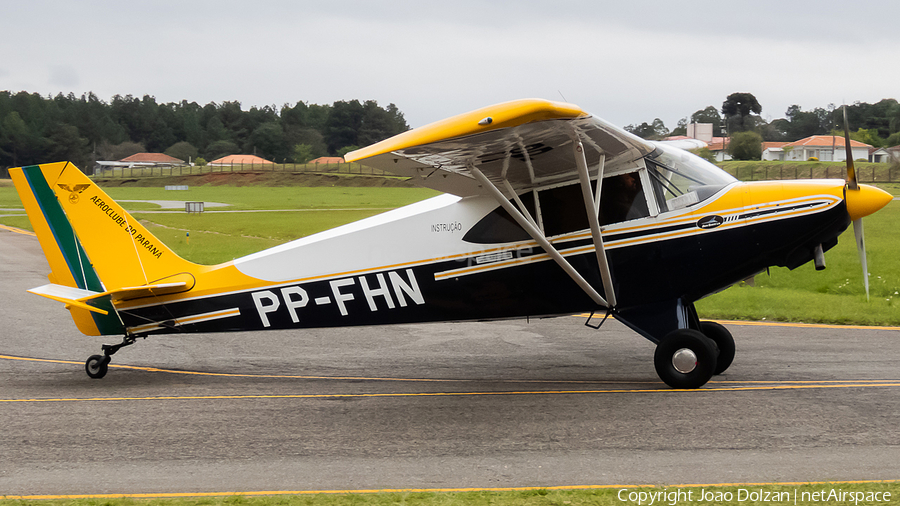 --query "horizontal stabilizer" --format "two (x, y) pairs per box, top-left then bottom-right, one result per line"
(29, 281), (189, 314)
(28, 284), (109, 315)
